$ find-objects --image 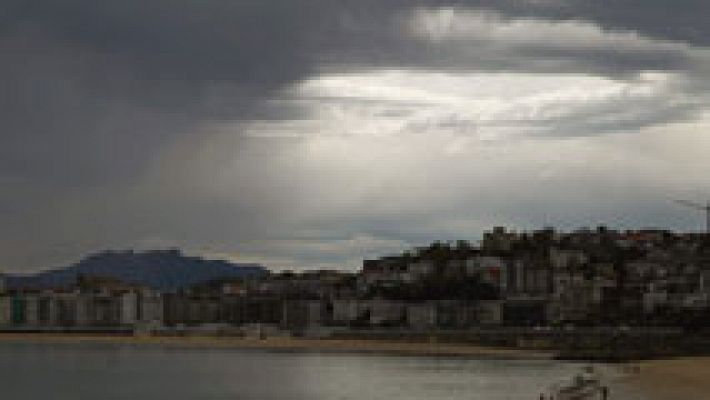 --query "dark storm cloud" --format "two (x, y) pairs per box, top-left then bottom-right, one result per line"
(5, 0), (318, 82)
(2, 0), (706, 186)
(0, 0), (329, 184)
